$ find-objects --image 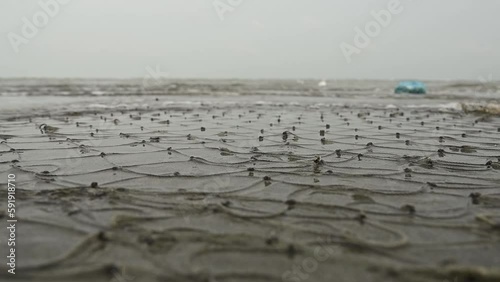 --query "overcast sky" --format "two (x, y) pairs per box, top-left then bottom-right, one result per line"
(0, 0), (499, 80)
